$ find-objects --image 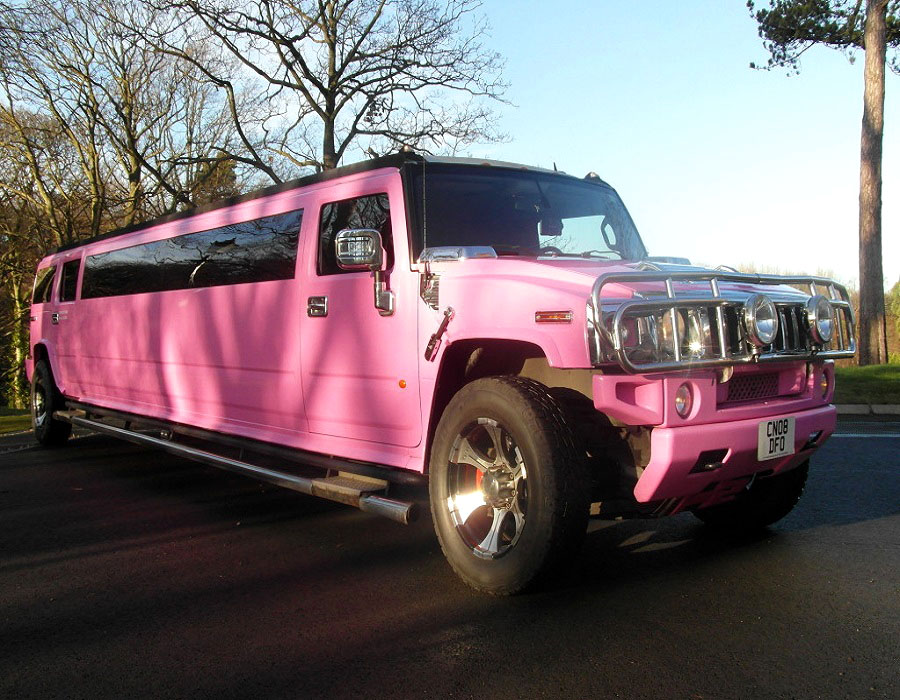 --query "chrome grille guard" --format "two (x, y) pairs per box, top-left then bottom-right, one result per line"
(588, 270), (856, 373)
